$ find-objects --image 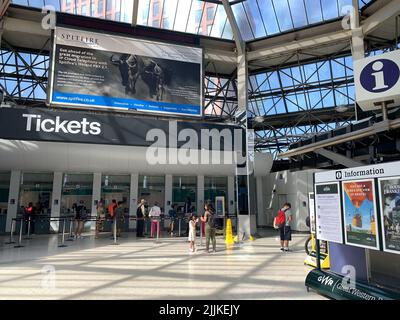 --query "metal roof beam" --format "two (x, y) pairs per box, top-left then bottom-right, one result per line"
(362, 0), (400, 35)
(247, 29), (352, 62)
(131, 0), (139, 27)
